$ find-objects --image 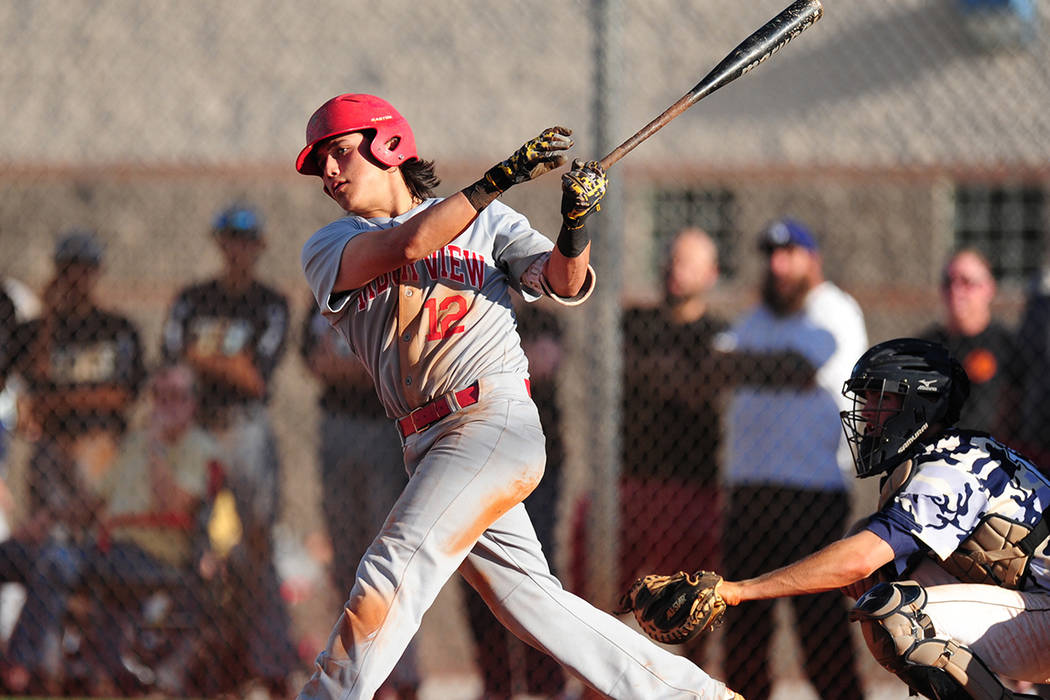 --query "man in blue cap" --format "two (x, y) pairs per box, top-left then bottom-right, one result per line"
(160, 205), (297, 697)
(712, 217), (868, 699)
